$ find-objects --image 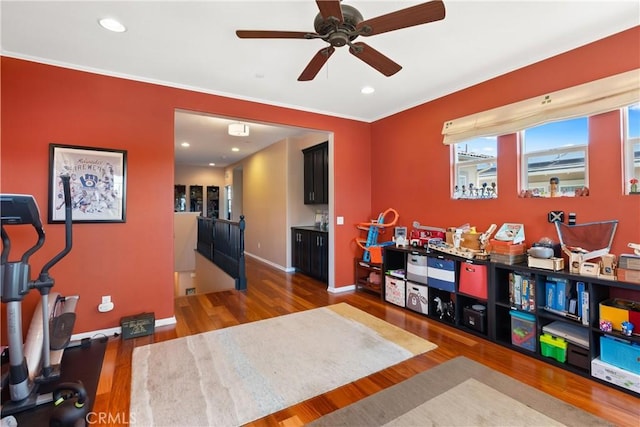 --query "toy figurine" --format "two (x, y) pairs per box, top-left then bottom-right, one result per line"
(599, 319), (613, 332)
(622, 321), (634, 336)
